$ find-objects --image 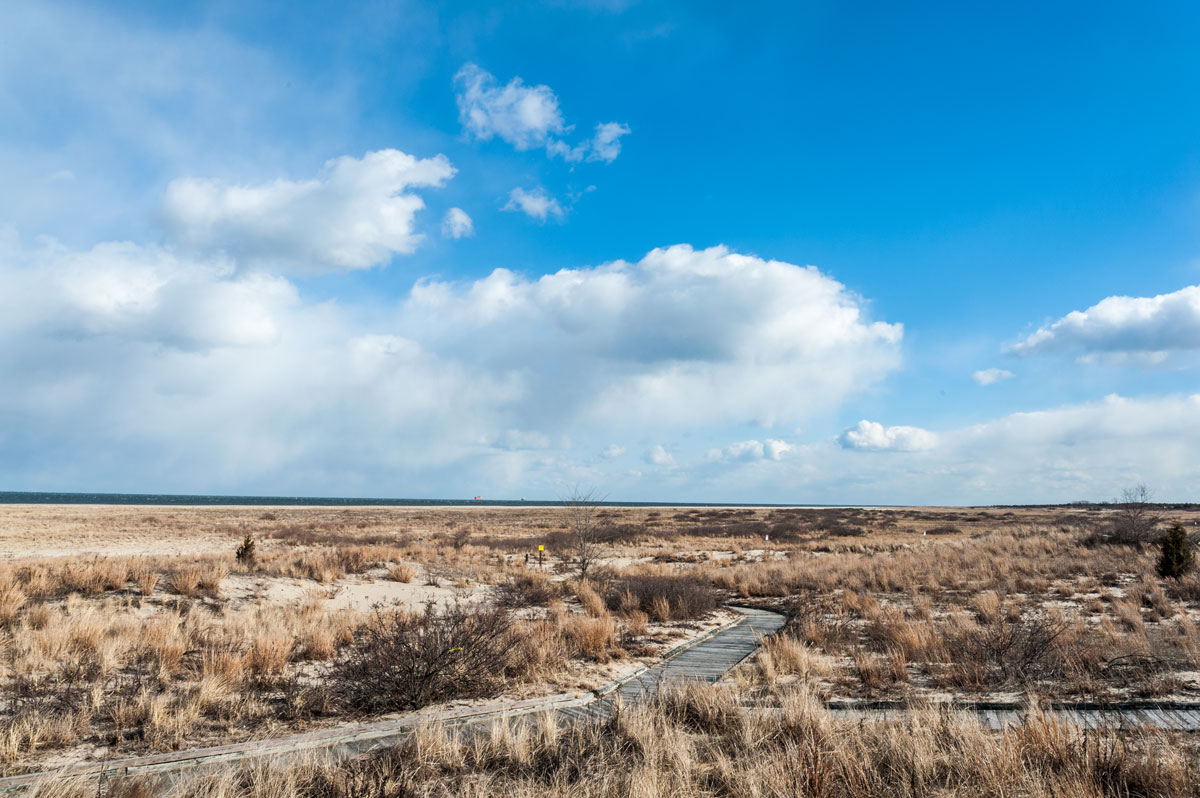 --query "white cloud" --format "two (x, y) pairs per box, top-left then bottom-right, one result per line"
(1012, 285), (1200, 359)
(646, 445), (676, 467)
(602, 444), (625, 458)
(764, 439), (793, 460)
(0, 236), (295, 350)
(544, 122), (632, 164)
(972, 367), (1014, 385)
(708, 440), (764, 461)
(161, 149), (455, 273)
(656, 393), (1200, 505)
(17, 209), (1200, 503)
(587, 122), (631, 163)
(502, 187), (566, 222)
(0, 0), (356, 244)
(442, 207), (474, 239)
(455, 63), (566, 151)
(405, 244), (903, 429)
(0, 228), (903, 496)
(839, 420), (938, 452)
(835, 393), (1200, 502)
(454, 64), (630, 163)
(708, 439), (794, 462)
